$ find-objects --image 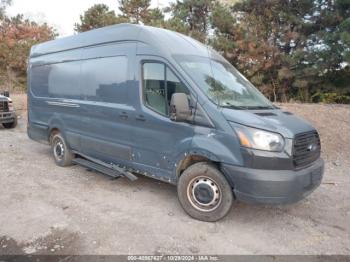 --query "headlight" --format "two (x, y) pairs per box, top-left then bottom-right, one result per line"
(8, 99), (14, 111)
(234, 126), (285, 152)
